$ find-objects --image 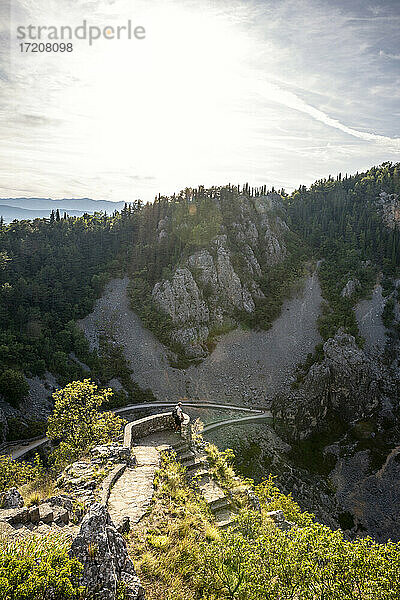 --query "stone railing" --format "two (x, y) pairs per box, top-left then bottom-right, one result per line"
(123, 412), (191, 449)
